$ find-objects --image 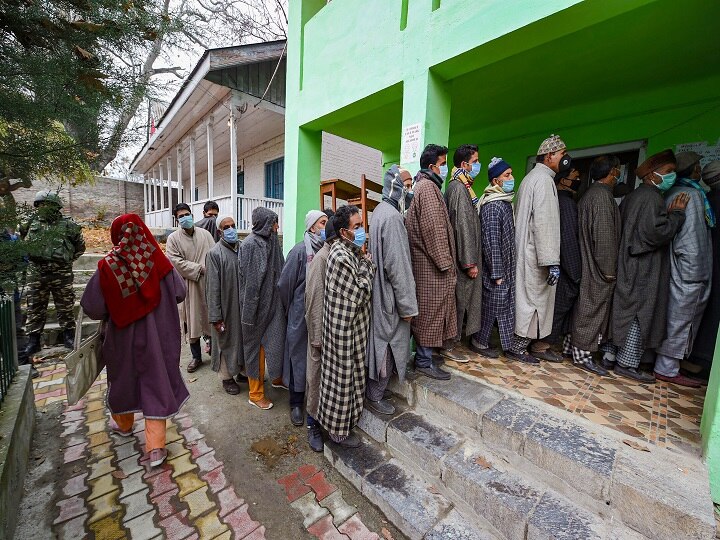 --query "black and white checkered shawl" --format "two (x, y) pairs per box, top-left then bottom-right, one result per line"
(317, 240), (375, 437)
